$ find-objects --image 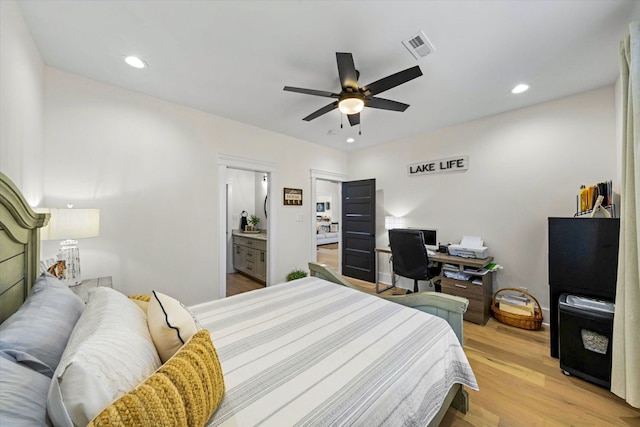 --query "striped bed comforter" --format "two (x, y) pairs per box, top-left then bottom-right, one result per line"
(190, 277), (478, 427)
